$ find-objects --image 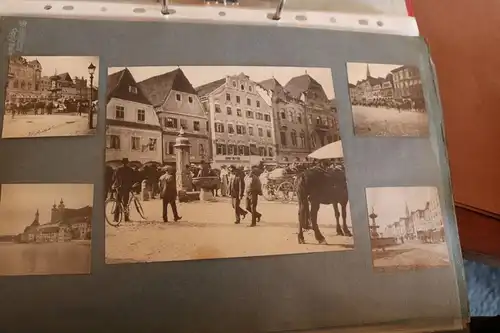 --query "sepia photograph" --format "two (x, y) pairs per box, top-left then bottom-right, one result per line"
(104, 65), (354, 264)
(0, 184), (93, 276)
(347, 62), (429, 137)
(366, 186), (450, 272)
(2, 56), (99, 138)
